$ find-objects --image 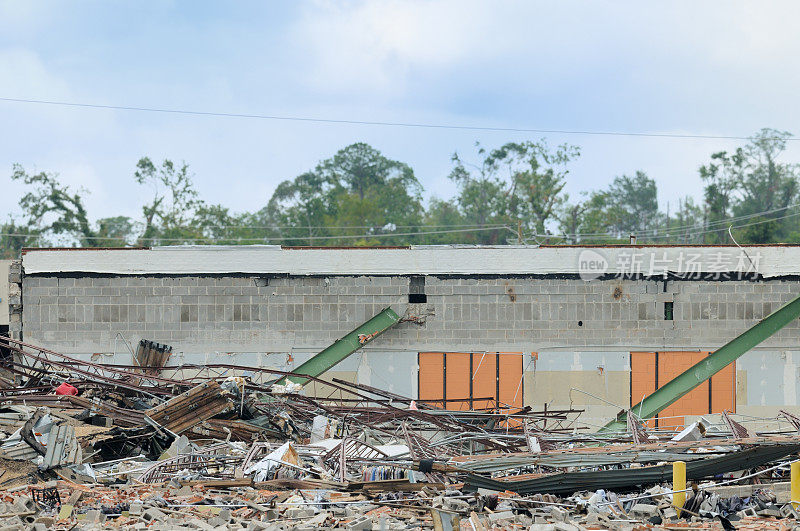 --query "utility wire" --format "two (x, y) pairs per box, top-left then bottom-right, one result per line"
(551, 208), (800, 243)
(0, 96), (794, 141)
(553, 201), (800, 240)
(0, 225), (512, 243)
(5, 206), (799, 245)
